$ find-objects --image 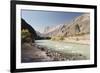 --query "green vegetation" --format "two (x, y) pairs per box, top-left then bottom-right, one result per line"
(21, 29), (33, 43)
(51, 36), (64, 41)
(21, 29), (31, 39)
